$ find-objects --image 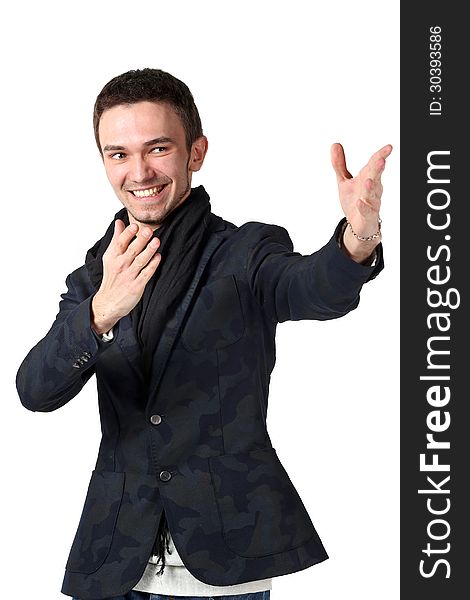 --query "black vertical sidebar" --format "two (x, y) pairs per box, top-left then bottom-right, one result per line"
(401, 4), (468, 599)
